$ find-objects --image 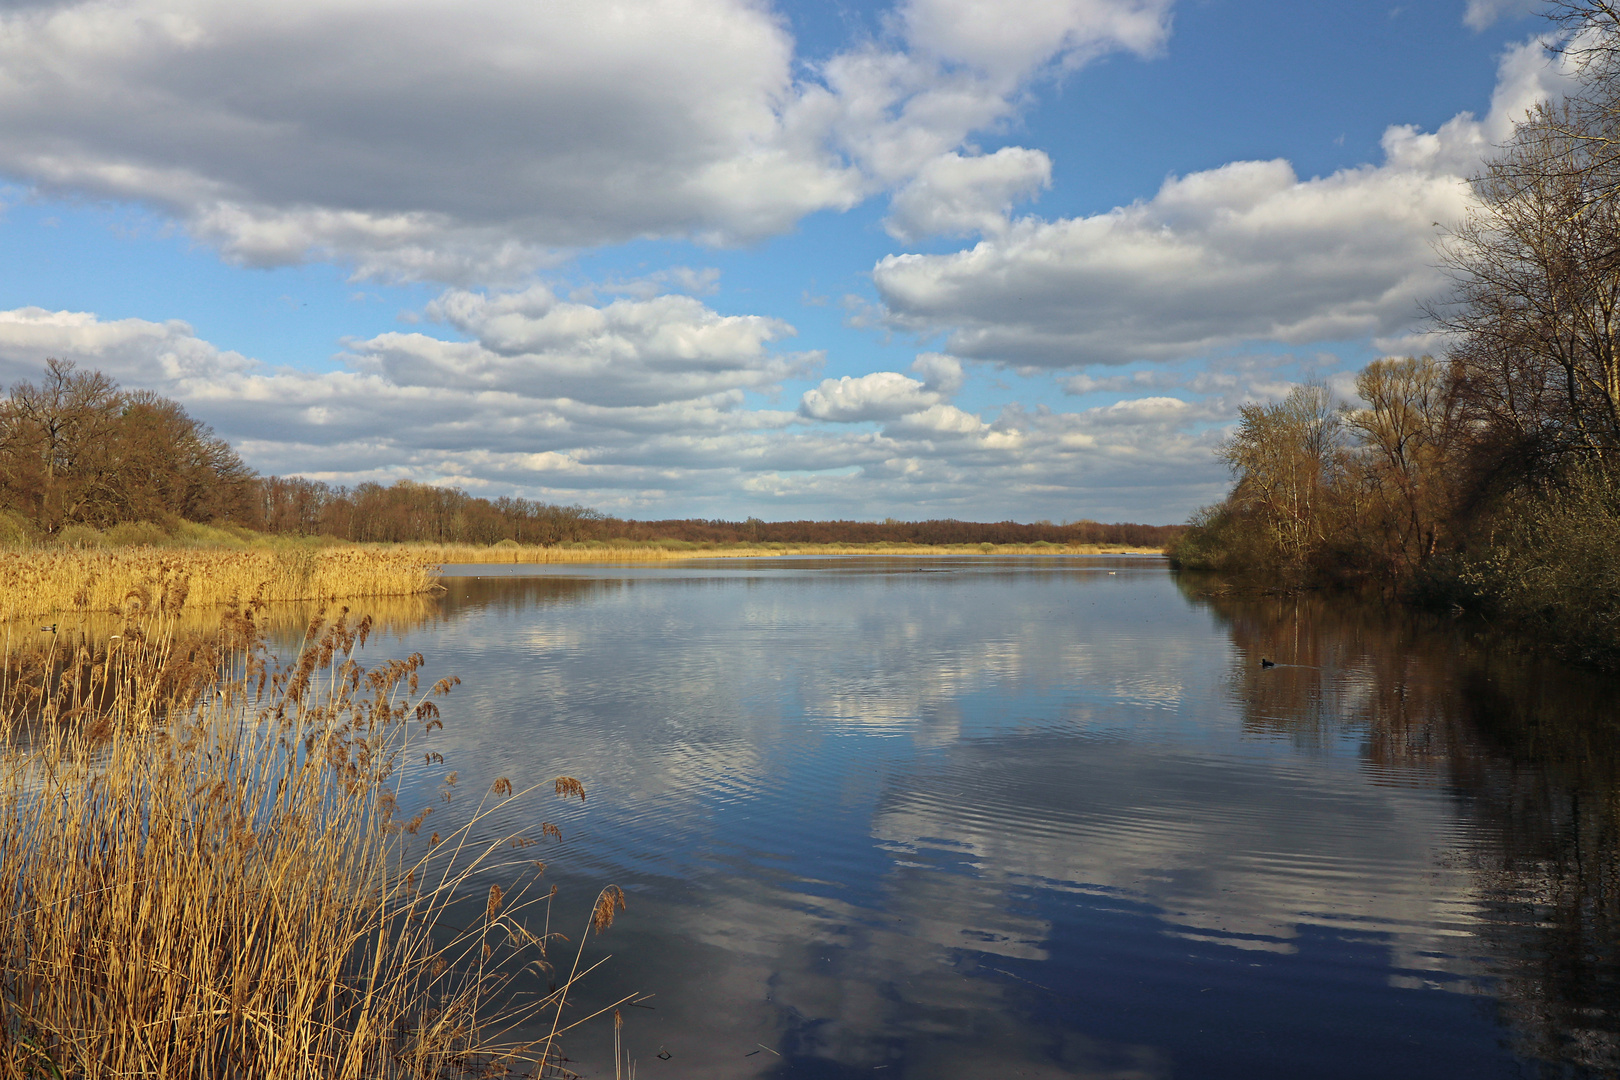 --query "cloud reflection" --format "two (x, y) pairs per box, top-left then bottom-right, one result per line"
(342, 560), (1588, 1076)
